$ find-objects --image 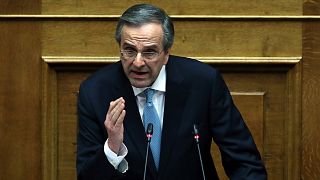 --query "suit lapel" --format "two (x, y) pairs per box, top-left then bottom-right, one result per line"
(112, 58), (188, 178)
(158, 58), (188, 176)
